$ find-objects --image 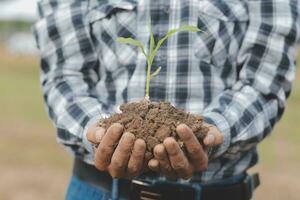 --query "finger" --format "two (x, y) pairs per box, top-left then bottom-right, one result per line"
(176, 124), (207, 171)
(94, 123), (124, 171)
(148, 159), (160, 172)
(154, 144), (177, 180)
(203, 125), (223, 147)
(109, 132), (135, 178)
(127, 139), (146, 177)
(163, 138), (193, 180)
